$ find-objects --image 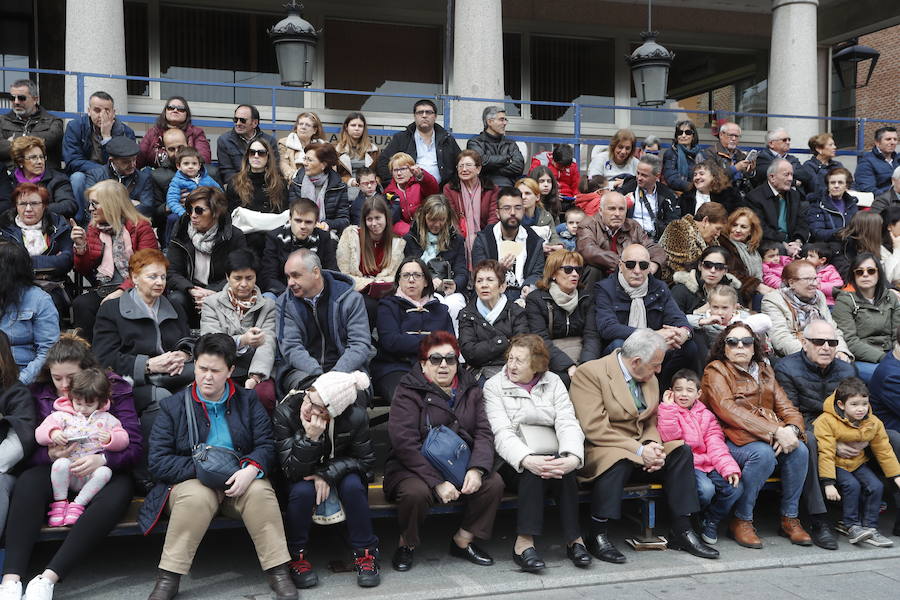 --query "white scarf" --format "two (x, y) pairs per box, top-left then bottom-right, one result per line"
(617, 271), (649, 328)
(548, 282), (579, 314)
(477, 294), (508, 325)
(15, 217), (47, 256)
